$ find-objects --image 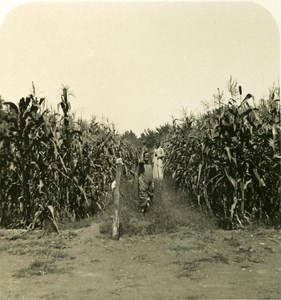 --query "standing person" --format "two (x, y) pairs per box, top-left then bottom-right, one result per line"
(153, 141), (165, 181)
(138, 150), (154, 213)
